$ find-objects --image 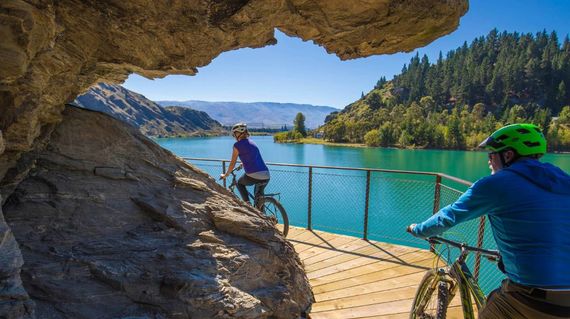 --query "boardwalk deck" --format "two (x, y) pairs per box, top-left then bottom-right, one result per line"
(287, 227), (465, 319)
